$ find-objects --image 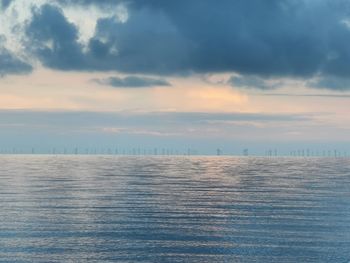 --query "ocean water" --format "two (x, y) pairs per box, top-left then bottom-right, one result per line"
(0, 156), (349, 262)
